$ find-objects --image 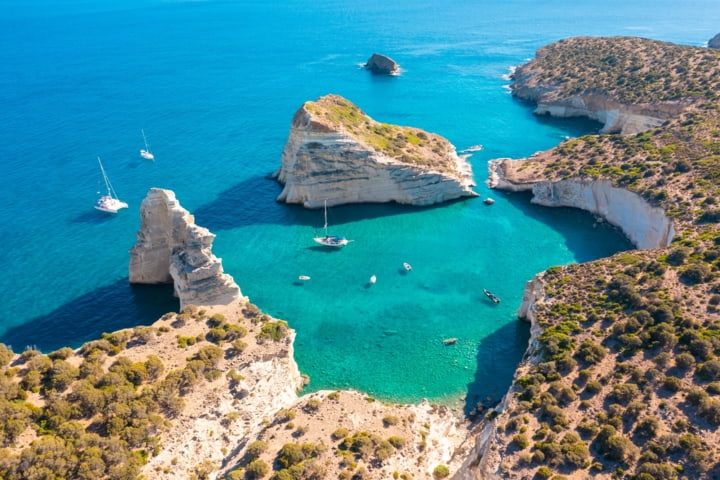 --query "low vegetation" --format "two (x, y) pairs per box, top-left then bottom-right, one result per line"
(303, 94), (457, 170)
(487, 35), (720, 479)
